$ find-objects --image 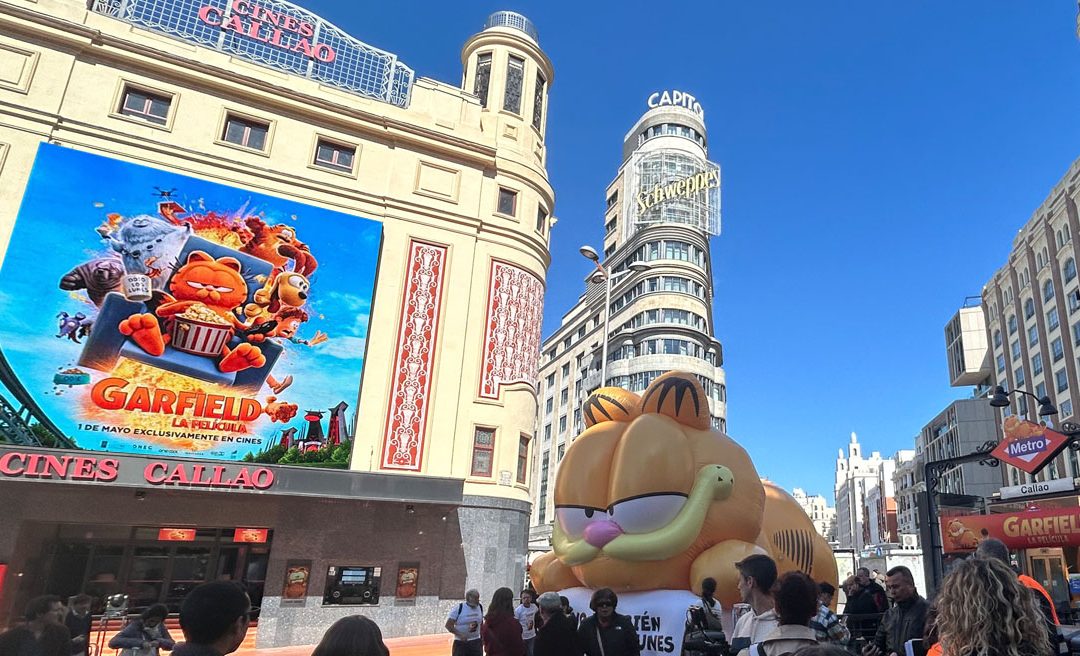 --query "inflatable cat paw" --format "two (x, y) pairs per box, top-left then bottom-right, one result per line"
(531, 372), (837, 607)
